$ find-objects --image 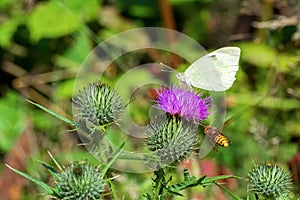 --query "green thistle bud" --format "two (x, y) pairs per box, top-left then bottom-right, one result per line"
(72, 82), (123, 127)
(248, 163), (293, 199)
(276, 193), (293, 200)
(146, 114), (199, 163)
(55, 162), (105, 200)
